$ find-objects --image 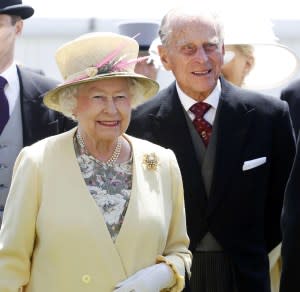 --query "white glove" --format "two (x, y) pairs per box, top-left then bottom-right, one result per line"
(113, 263), (174, 292)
